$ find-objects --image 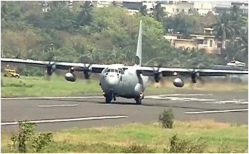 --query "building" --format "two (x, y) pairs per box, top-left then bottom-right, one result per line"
(193, 2), (214, 15)
(91, 1), (123, 8)
(161, 1), (215, 16)
(214, 1), (248, 14)
(122, 1), (155, 15)
(122, 1), (142, 14)
(162, 2), (193, 16)
(232, 1), (248, 13)
(91, 1), (112, 8)
(41, 1), (50, 12)
(214, 4), (232, 14)
(164, 28), (220, 54)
